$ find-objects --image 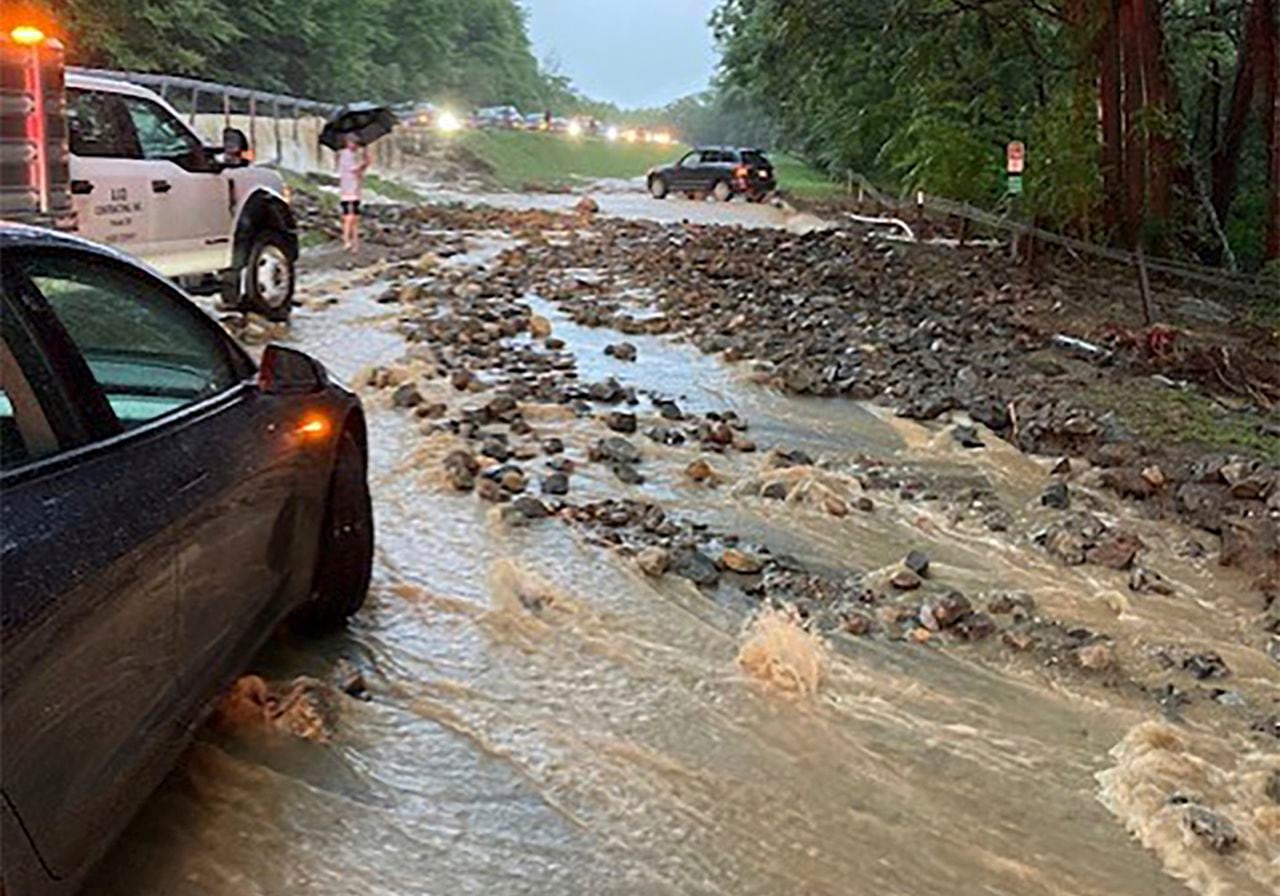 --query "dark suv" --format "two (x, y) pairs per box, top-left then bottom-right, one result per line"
(647, 147), (776, 202)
